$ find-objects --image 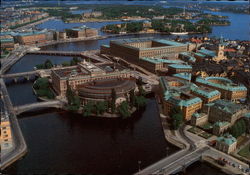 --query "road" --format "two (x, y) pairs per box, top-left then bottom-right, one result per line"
(0, 78), (27, 170)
